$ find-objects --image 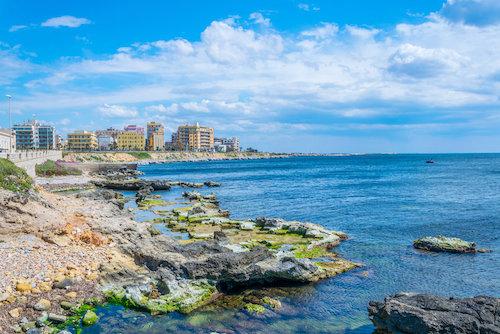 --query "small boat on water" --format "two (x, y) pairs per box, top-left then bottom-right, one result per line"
(426, 159), (434, 164)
